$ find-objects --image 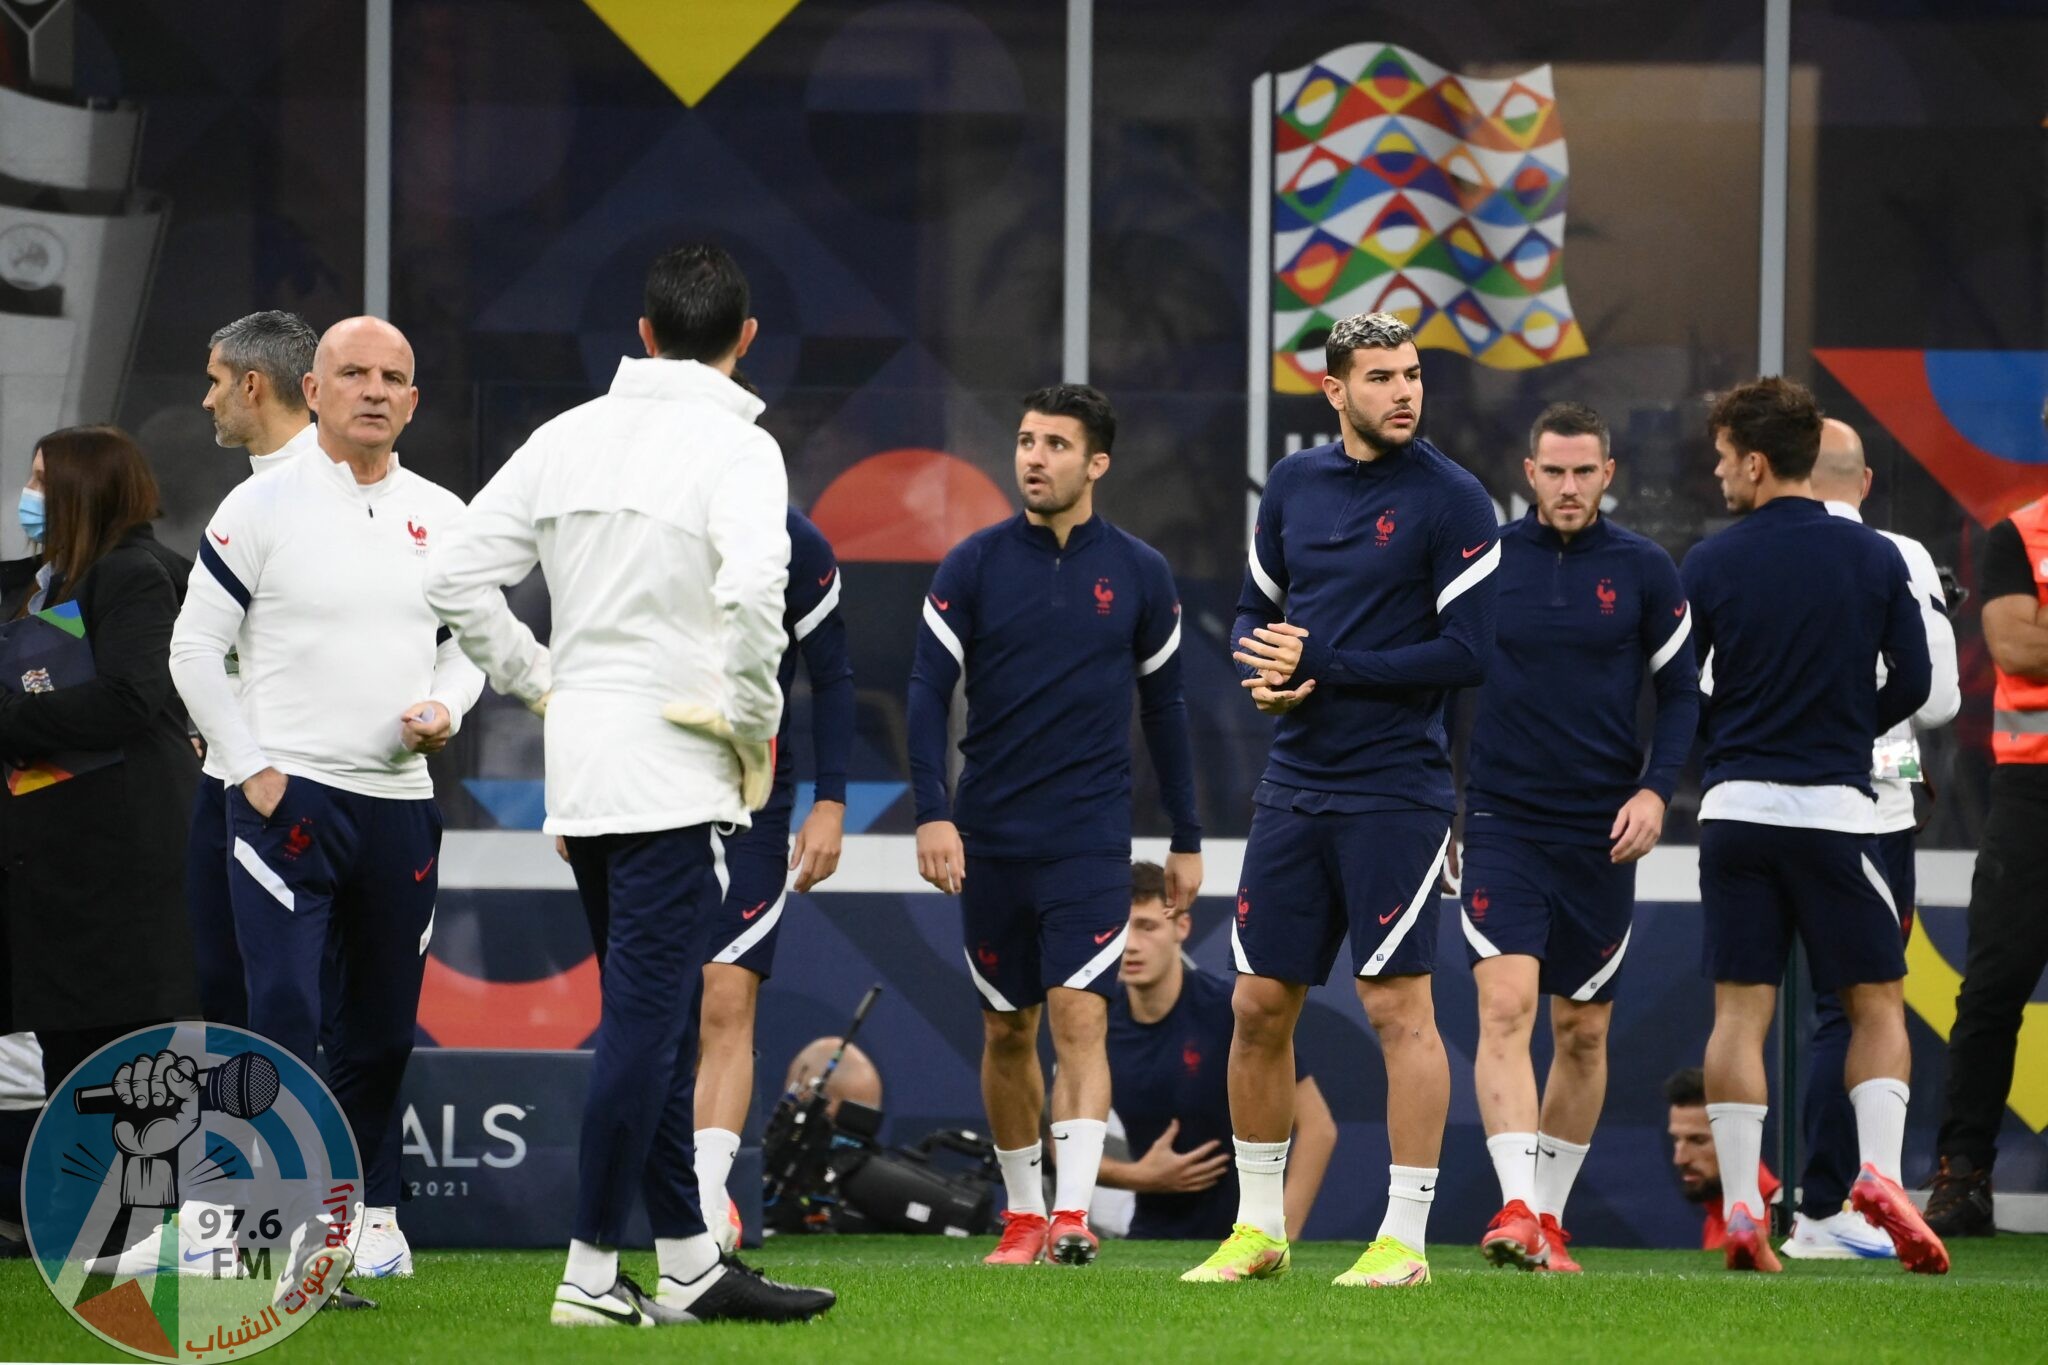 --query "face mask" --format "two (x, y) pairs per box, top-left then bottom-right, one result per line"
(17, 488), (44, 544)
